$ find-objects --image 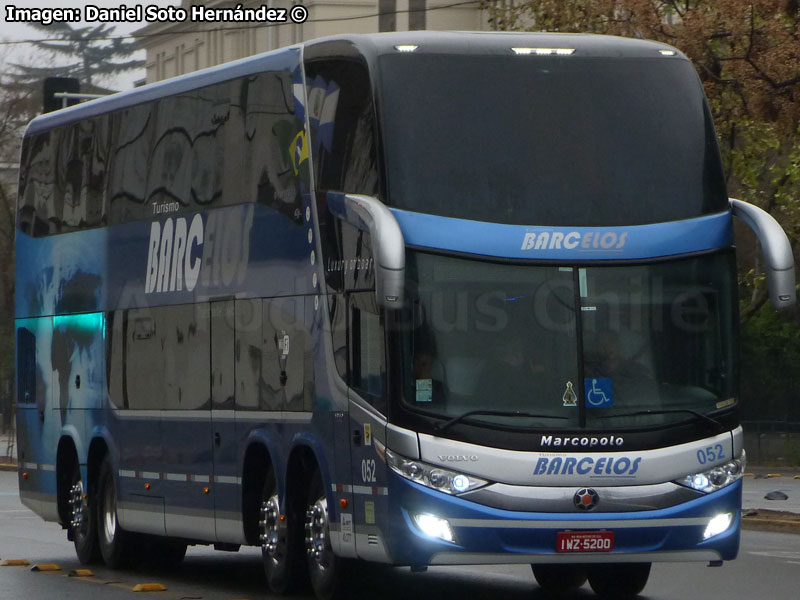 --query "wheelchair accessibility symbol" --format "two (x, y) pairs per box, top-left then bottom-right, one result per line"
(585, 378), (613, 408)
